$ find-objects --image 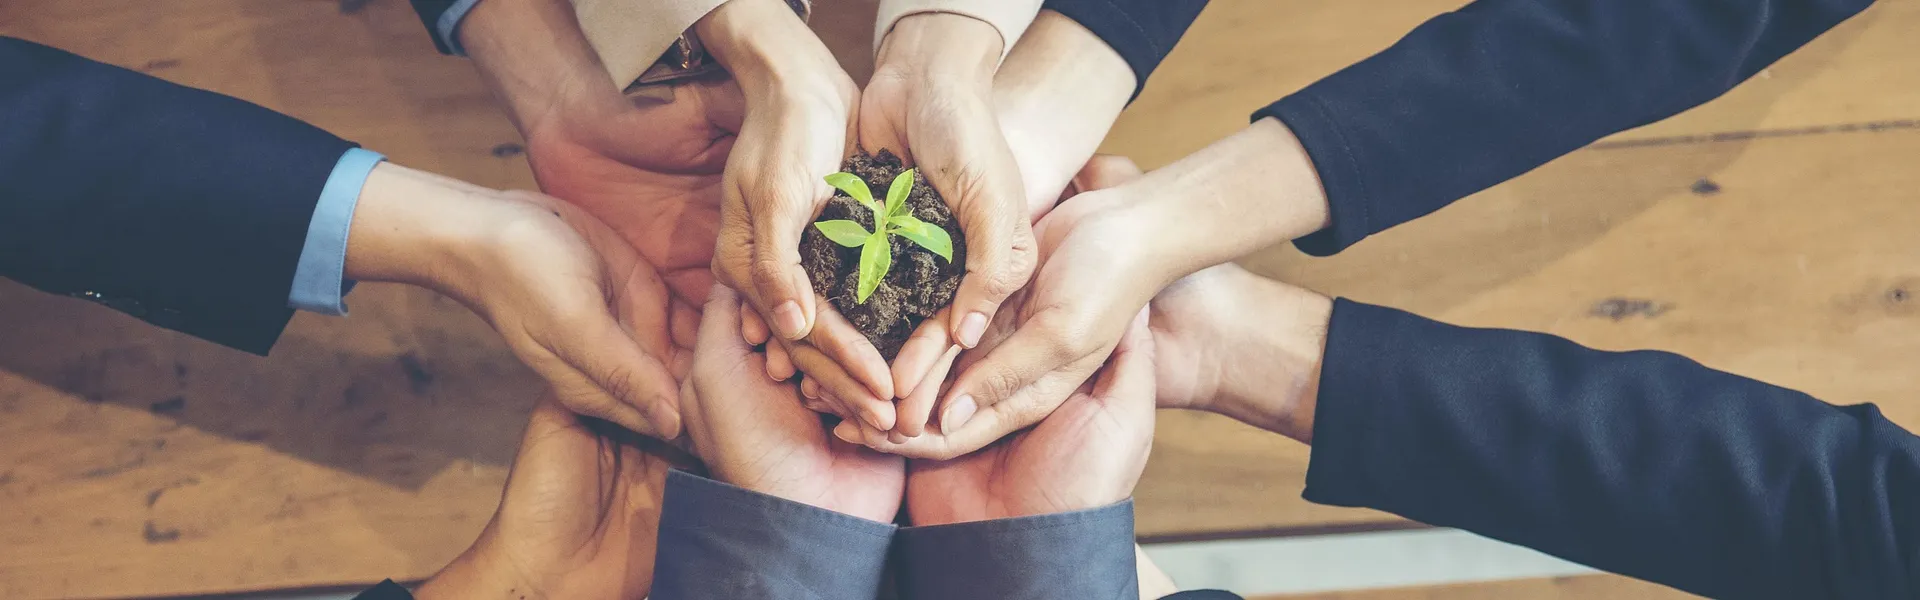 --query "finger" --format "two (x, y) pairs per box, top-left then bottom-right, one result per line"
(940, 310), (1094, 431)
(894, 344), (960, 439)
(741, 300), (771, 346)
(765, 338), (796, 381)
(891, 310), (953, 399)
(948, 201), (1036, 351)
(529, 352), (655, 436)
(695, 285), (748, 351)
(800, 376), (821, 400)
(540, 314), (684, 438)
(807, 303), (896, 399)
(869, 373), (1082, 460)
(748, 179), (825, 341)
(791, 344), (896, 431)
